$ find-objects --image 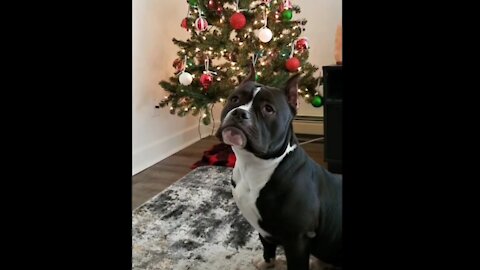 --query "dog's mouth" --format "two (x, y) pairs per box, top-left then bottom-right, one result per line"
(221, 126), (247, 148)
